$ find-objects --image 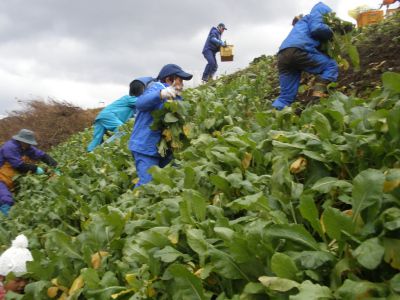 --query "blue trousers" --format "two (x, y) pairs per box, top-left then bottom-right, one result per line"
(0, 181), (13, 216)
(132, 151), (172, 188)
(87, 117), (124, 152)
(202, 50), (218, 81)
(272, 48), (338, 110)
